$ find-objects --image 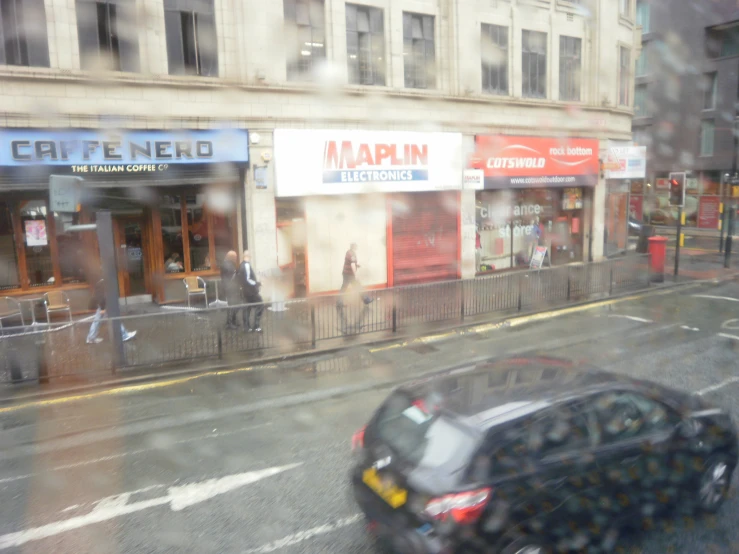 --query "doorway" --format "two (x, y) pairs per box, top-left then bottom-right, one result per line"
(114, 216), (148, 298)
